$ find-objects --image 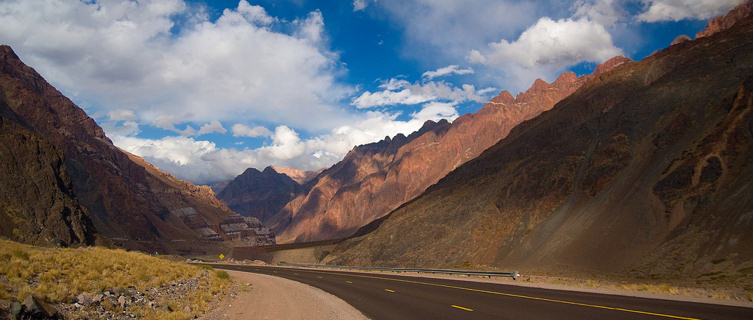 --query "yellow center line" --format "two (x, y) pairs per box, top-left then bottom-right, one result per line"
(451, 305), (473, 312)
(346, 280), (353, 284)
(300, 269), (701, 320)
(385, 289), (396, 293)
